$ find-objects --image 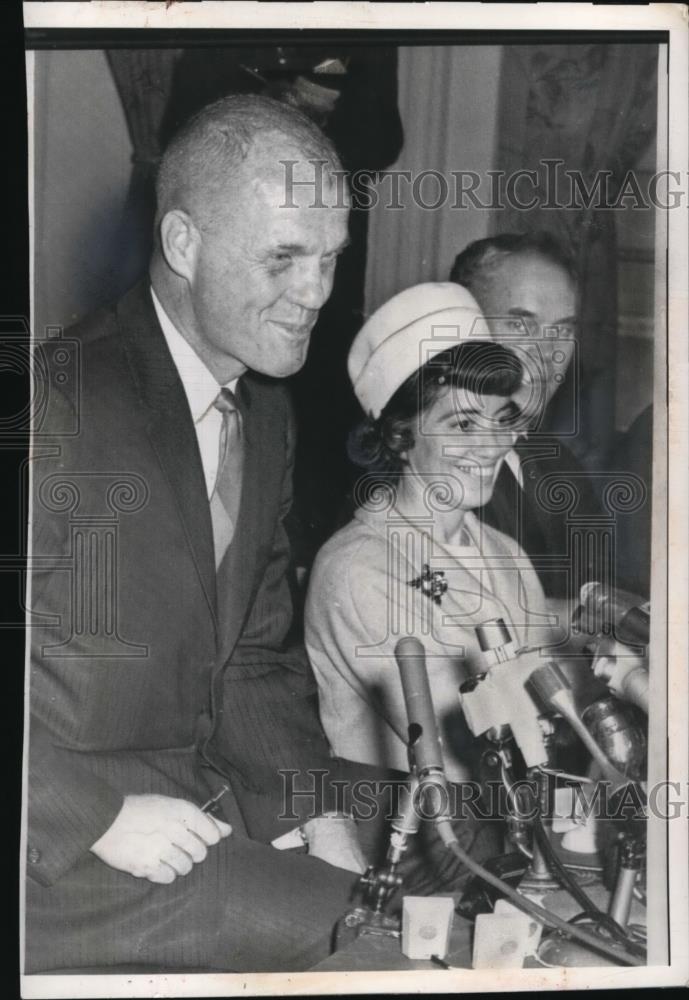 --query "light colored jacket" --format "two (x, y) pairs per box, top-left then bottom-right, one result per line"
(306, 503), (556, 780)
